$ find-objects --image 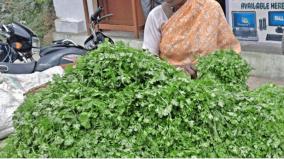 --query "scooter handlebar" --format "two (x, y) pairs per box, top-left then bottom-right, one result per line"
(0, 24), (11, 38)
(98, 14), (113, 23)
